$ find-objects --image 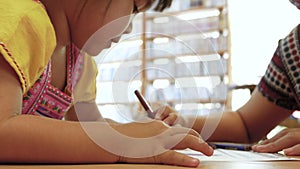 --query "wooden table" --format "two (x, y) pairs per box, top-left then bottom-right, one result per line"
(1, 161), (299, 169)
